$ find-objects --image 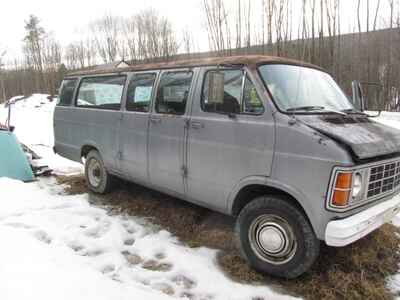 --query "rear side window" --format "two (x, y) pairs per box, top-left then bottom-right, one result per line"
(202, 70), (264, 115)
(58, 79), (78, 106)
(76, 76), (126, 110)
(126, 73), (156, 112)
(155, 71), (193, 115)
